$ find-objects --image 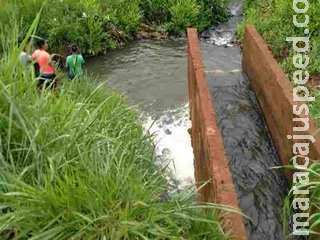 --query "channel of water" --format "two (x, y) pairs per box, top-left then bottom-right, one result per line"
(201, 0), (292, 239)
